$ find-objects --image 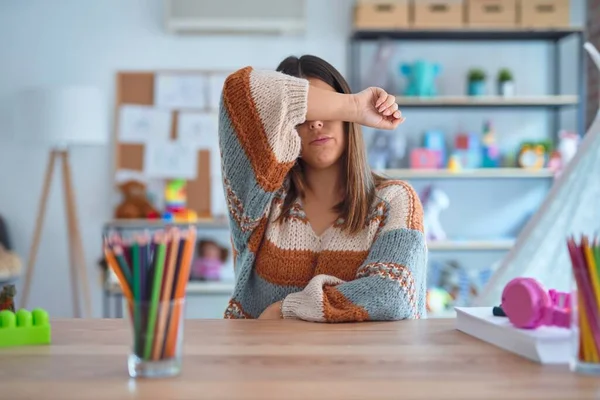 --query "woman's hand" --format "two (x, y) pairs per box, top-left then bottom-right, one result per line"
(352, 87), (405, 130)
(258, 301), (283, 319)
